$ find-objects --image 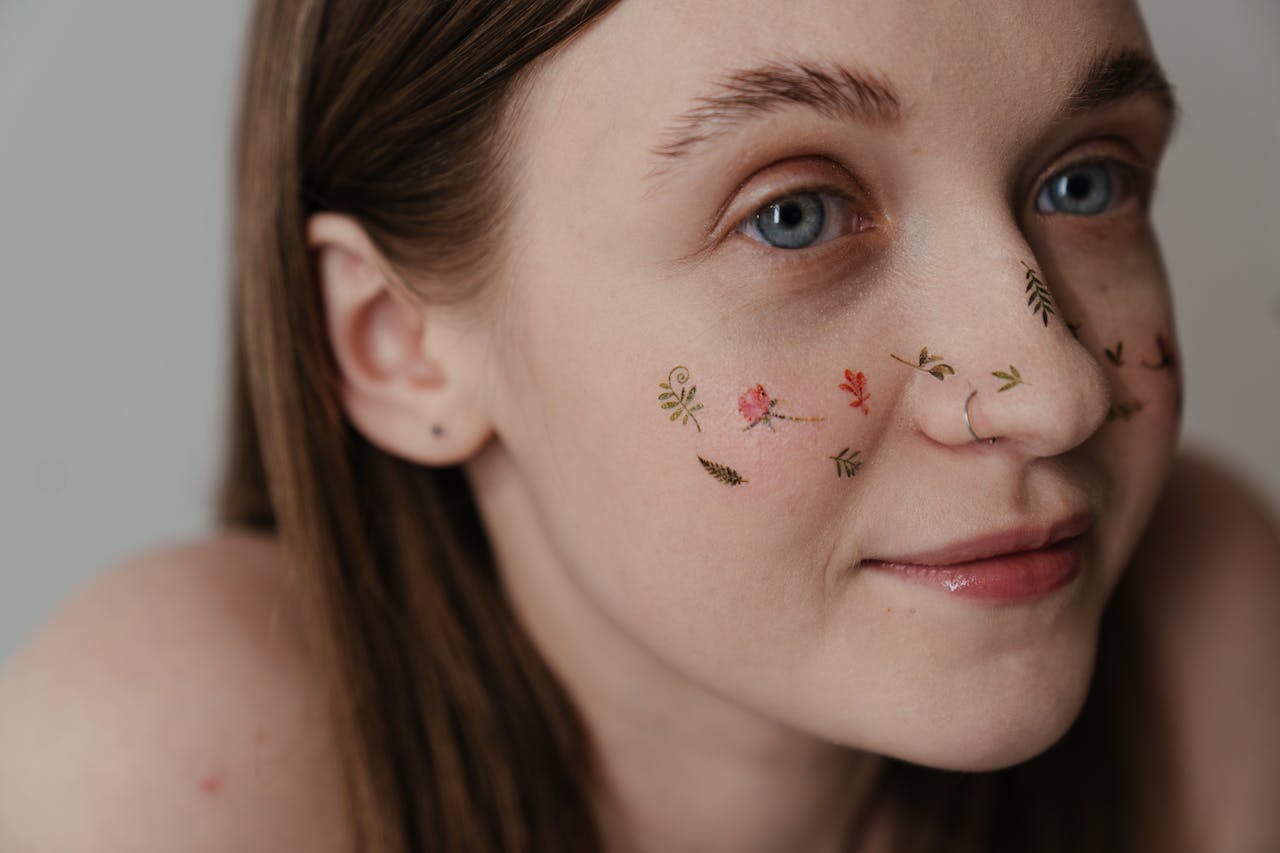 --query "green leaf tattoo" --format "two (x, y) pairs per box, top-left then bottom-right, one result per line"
(890, 347), (956, 381)
(698, 456), (748, 486)
(1104, 341), (1125, 366)
(1106, 400), (1145, 422)
(829, 448), (863, 479)
(1023, 262), (1056, 326)
(658, 365), (704, 432)
(992, 364), (1029, 392)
